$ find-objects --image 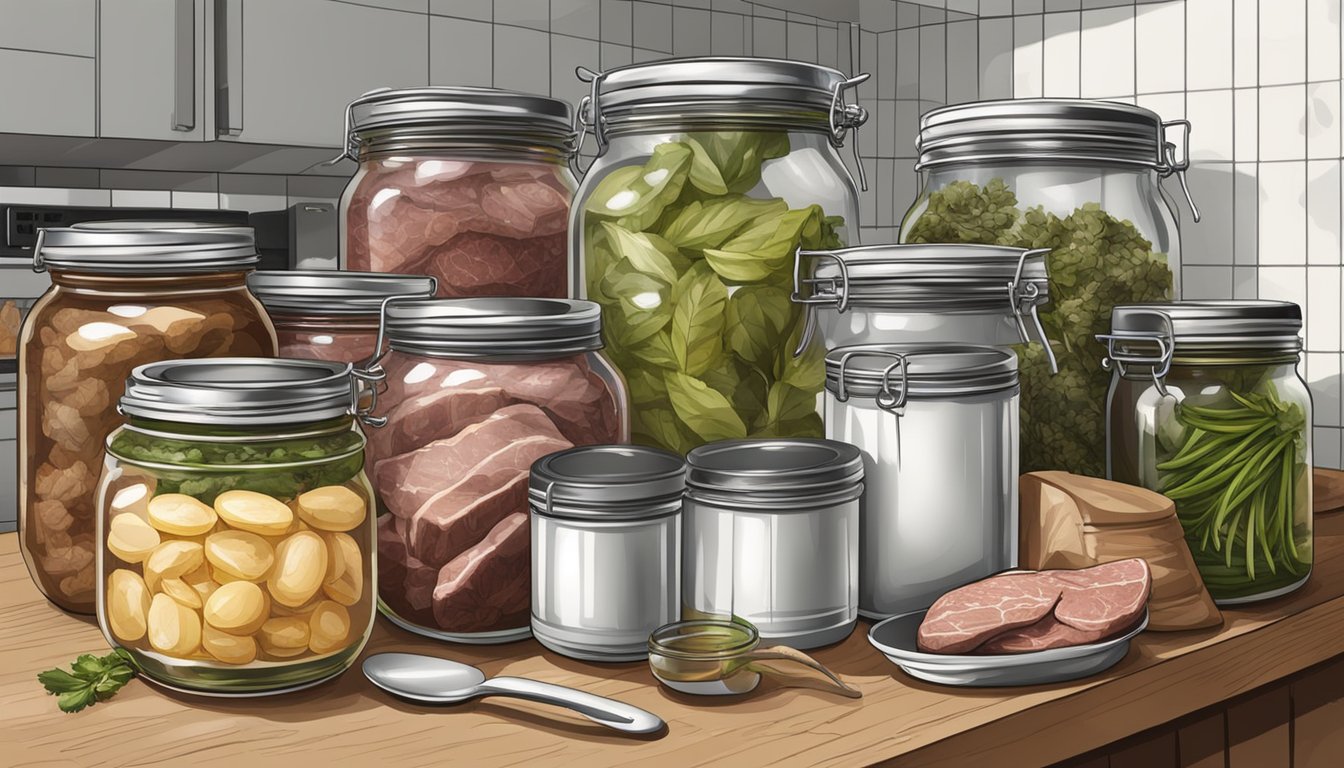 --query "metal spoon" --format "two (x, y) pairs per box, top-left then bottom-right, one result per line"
(362, 652), (665, 735)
